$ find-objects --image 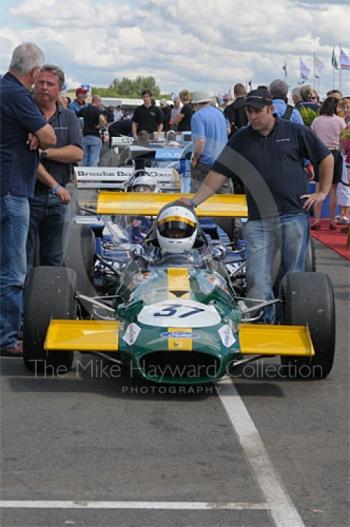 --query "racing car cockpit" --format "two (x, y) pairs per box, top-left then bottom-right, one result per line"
(141, 201), (208, 256)
(126, 201), (222, 273)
